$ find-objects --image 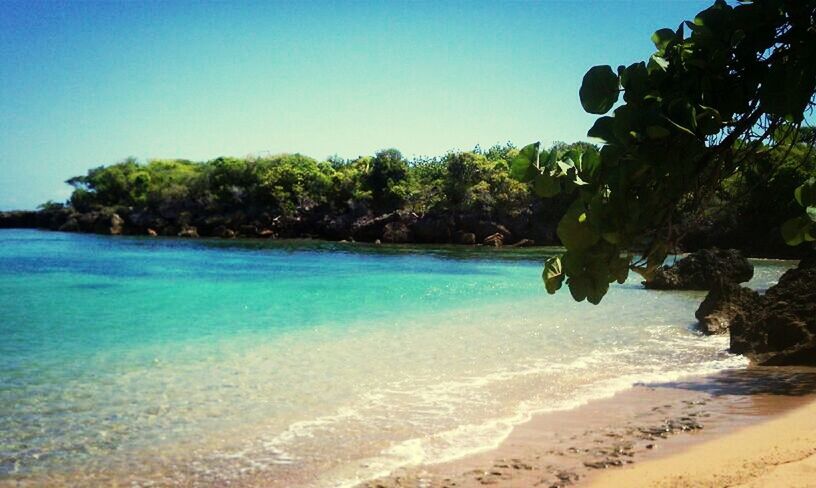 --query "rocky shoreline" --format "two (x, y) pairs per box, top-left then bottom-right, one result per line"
(0, 206), (550, 248)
